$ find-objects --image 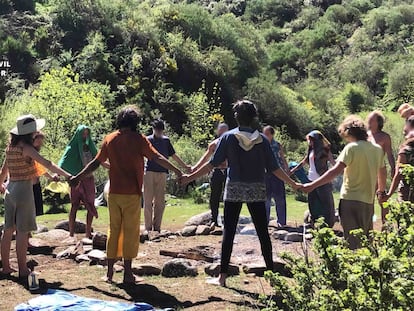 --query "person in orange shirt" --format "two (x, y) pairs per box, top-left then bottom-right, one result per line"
(70, 106), (183, 284)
